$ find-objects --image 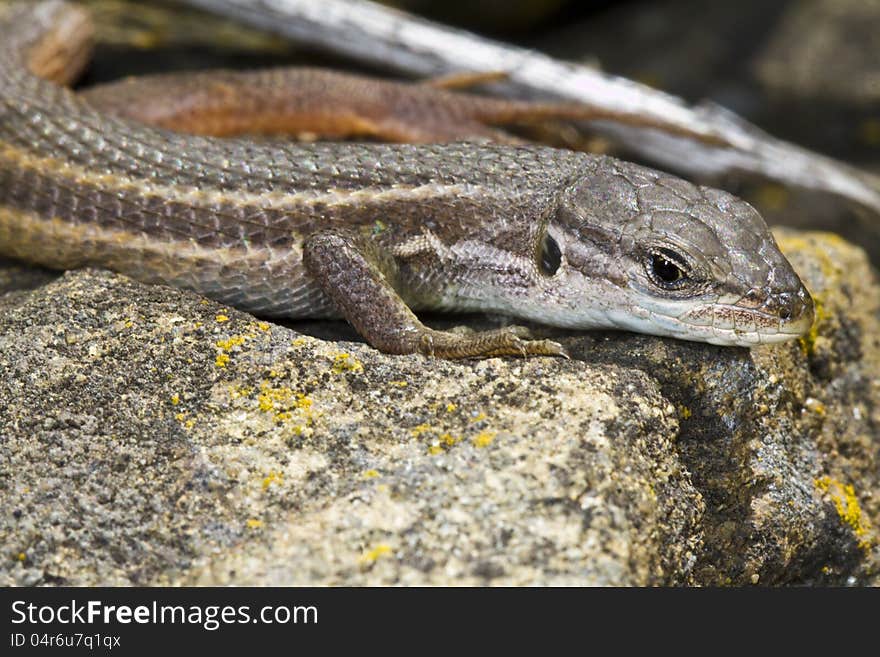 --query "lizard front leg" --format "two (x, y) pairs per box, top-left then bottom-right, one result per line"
(302, 231), (567, 359)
